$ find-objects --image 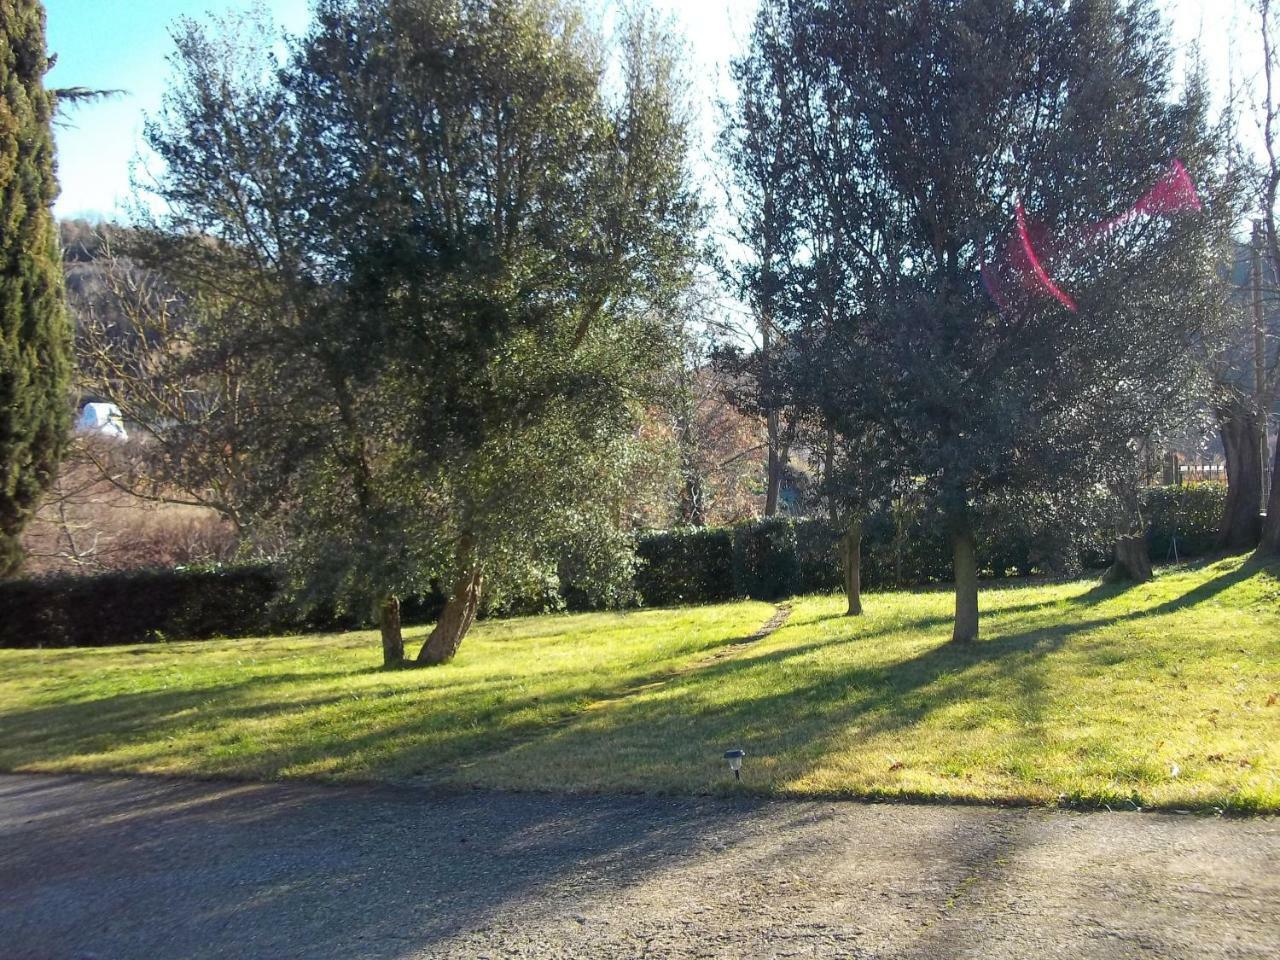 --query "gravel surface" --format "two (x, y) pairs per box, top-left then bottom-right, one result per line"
(2, 773), (1277, 959)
